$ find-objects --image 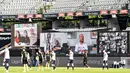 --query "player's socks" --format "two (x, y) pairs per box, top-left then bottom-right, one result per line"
(46, 63), (50, 69)
(4, 65), (7, 70)
(6, 66), (9, 70)
(6, 70), (8, 73)
(26, 66), (29, 71)
(102, 66), (104, 70)
(23, 65), (27, 72)
(42, 67), (44, 71)
(67, 66), (69, 70)
(47, 64), (49, 69)
(38, 66), (40, 70)
(72, 66), (74, 70)
(52, 63), (55, 70)
(23, 67), (26, 73)
(3, 63), (7, 70)
(67, 63), (70, 70)
(53, 65), (56, 70)
(29, 65), (32, 70)
(106, 63), (108, 70)
(106, 66), (109, 70)
(37, 66), (41, 71)
(40, 66), (43, 71)
(40, 66), (42, 69)
(6, 63), (9, 71)
(28, 64), (31, 68)
(83, 67), (85, 70)
(72, 63), (74, 70)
